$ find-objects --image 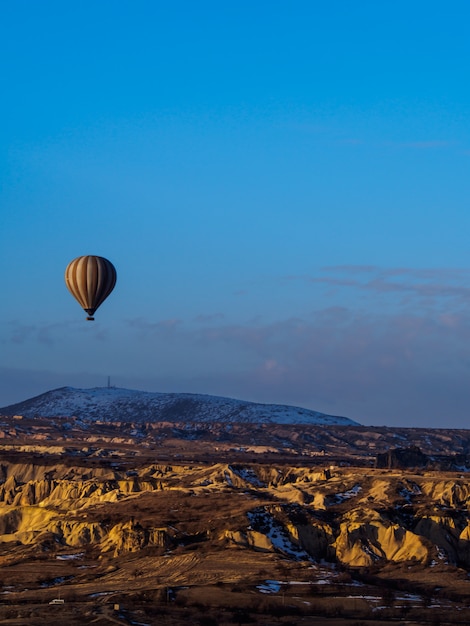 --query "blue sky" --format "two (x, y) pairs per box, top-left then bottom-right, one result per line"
(2, 1), (470, 427)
